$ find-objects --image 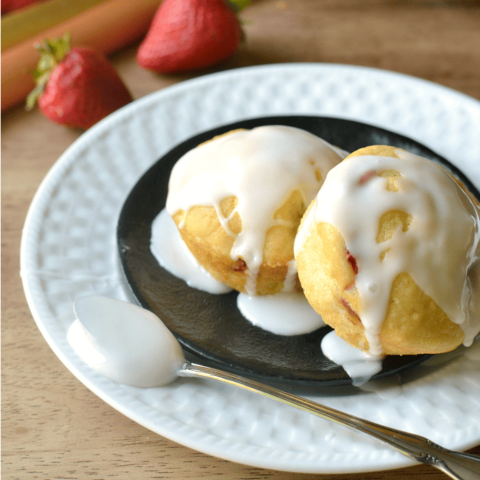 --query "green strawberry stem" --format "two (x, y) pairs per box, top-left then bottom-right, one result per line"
(26, 31), (71, 111)
(226, 0), (251, 13)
